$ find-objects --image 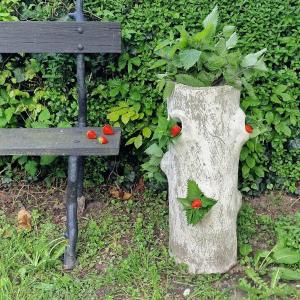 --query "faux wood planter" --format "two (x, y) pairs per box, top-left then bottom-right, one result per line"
(161, 83), (249, 274)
